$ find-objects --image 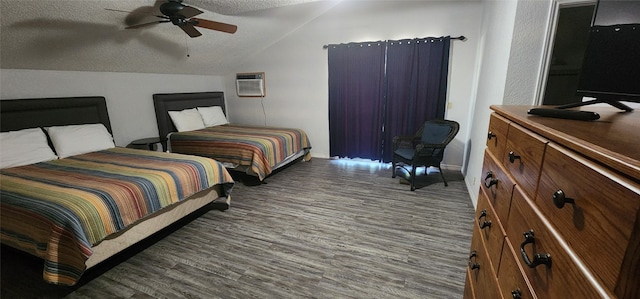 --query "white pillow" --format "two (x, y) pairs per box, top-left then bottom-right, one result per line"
(0, 128), (58, 168)
(168, 108), (206, 132)
(46, 124), (115, 158)
(197, 106), (229, 127)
